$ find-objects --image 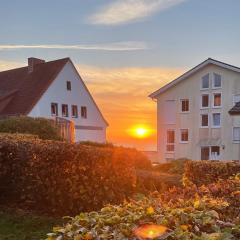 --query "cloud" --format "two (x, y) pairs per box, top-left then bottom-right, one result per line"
(0, 42), (148, 51)
(89, 0), (186, 25)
